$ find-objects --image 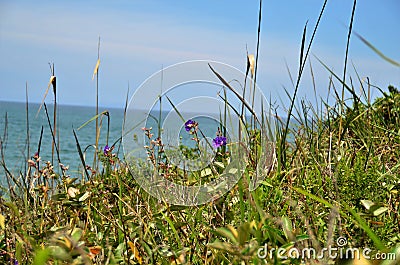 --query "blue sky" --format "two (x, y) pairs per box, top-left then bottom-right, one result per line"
(0, 0), (399, 110)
